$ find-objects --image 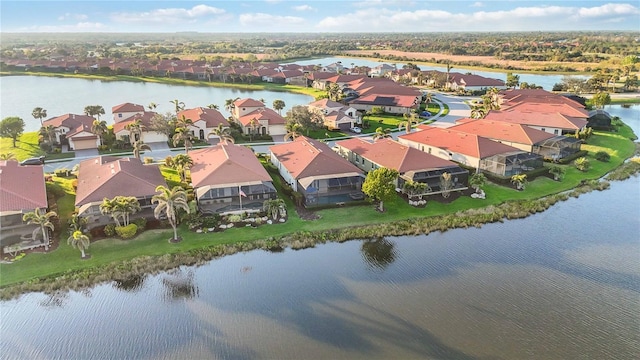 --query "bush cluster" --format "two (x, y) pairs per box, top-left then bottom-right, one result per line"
(115, 224), (138, 239)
